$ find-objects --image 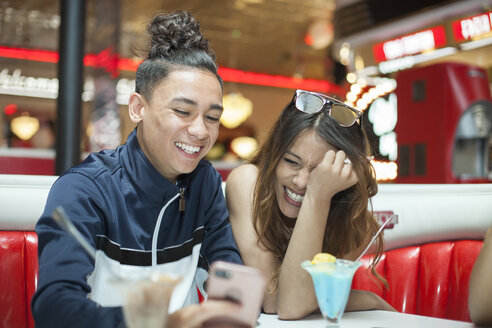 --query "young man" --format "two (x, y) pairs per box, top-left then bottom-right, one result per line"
(32, 11), (242, 327)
